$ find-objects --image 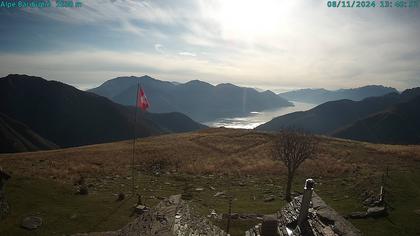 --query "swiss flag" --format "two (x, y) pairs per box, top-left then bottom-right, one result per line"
(137, 87), (149, 111)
